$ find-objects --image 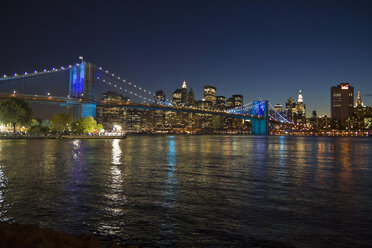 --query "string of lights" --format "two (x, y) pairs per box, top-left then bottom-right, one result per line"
(0, 64), (74, 81)
(96, 67), (157, 99)
(95, 76), (155, 103)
